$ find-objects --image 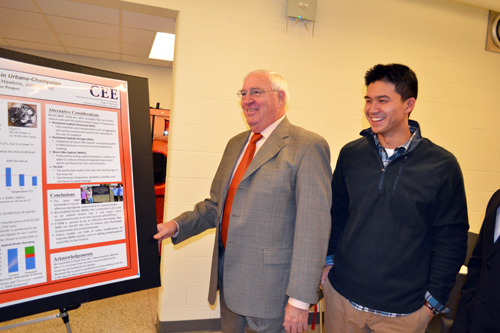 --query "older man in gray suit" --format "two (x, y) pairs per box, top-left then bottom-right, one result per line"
(155, 69), (332, 333)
